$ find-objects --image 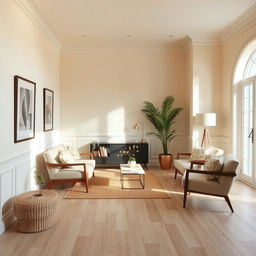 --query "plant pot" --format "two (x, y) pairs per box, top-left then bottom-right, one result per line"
(159, 154), (173, 170)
